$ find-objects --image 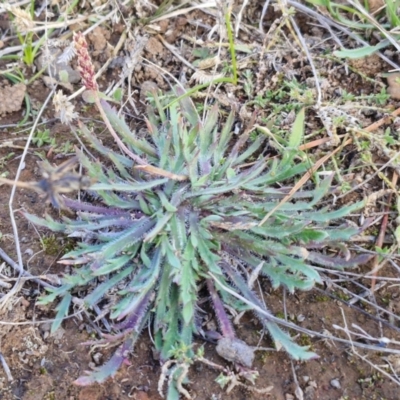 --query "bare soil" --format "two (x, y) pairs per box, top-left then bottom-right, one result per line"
(1, 1), (400, 399)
